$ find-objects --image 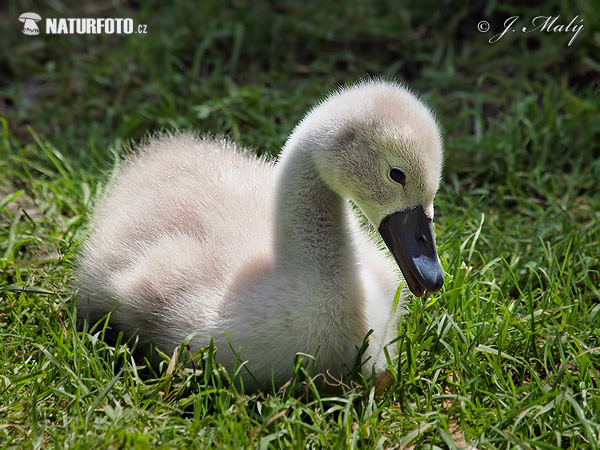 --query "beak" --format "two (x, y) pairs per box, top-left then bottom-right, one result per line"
(378, 206), (444, 297)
